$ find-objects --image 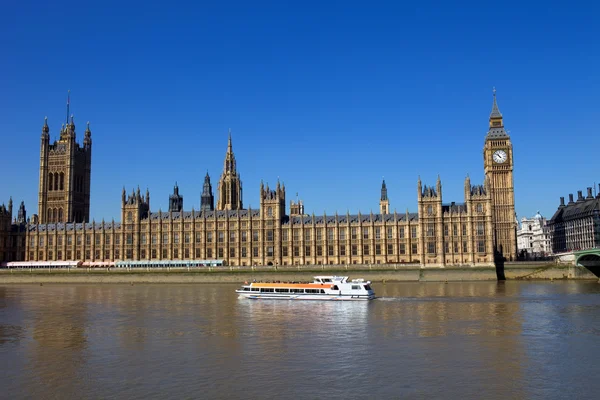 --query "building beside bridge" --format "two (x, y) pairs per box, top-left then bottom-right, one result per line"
(1, 92), (518, 267)
(548, 187), (600, 254)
